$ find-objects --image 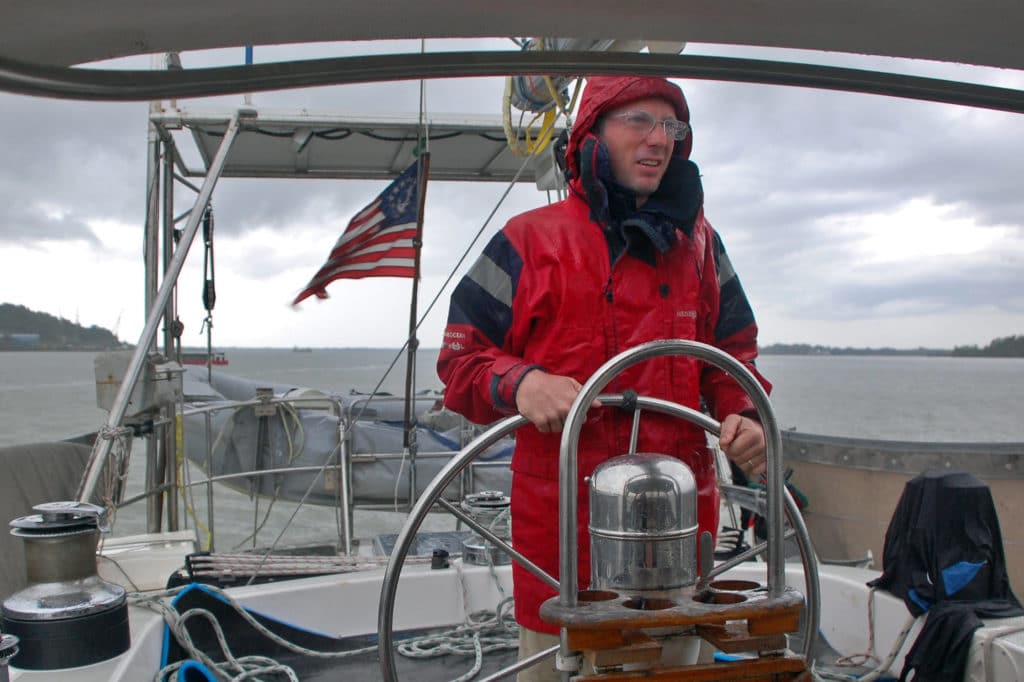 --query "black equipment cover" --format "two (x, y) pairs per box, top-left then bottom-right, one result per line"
(868, 470), (1022, 681)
